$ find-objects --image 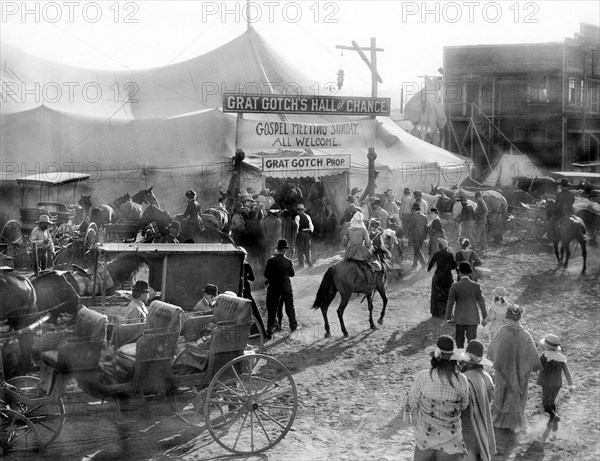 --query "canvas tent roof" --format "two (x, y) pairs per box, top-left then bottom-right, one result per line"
(482, 153), (545, 187)
(1, 27), (469, 212)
